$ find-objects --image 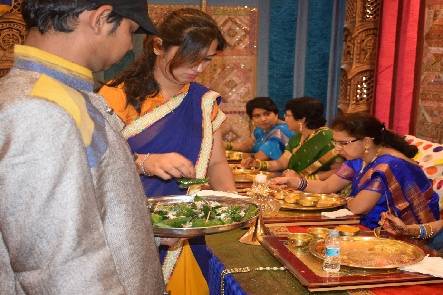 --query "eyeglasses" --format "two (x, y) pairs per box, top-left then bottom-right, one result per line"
(332, 138), (361, 147)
